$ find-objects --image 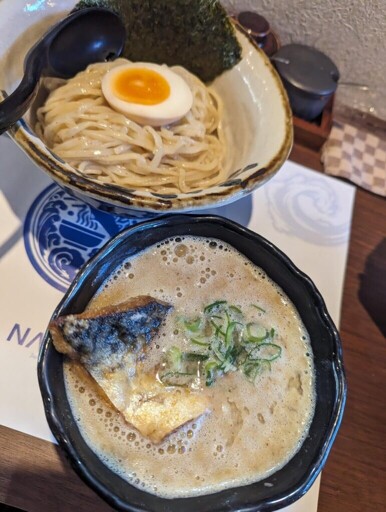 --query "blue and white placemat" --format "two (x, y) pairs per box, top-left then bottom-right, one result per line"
(0, 134), (355, 510)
